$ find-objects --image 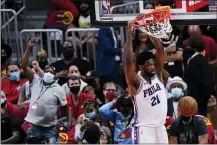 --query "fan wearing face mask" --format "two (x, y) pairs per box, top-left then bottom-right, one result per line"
(169, 96), (209, 144)
(166, 76), (187, 119)
(50, 40), (92, 86)
(1, 63), (28, 104)
(62, 65), (87, 96)
(66, 75), (94, 121)
(99, 94), (134, 144)
(21, 39), (72, 144)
